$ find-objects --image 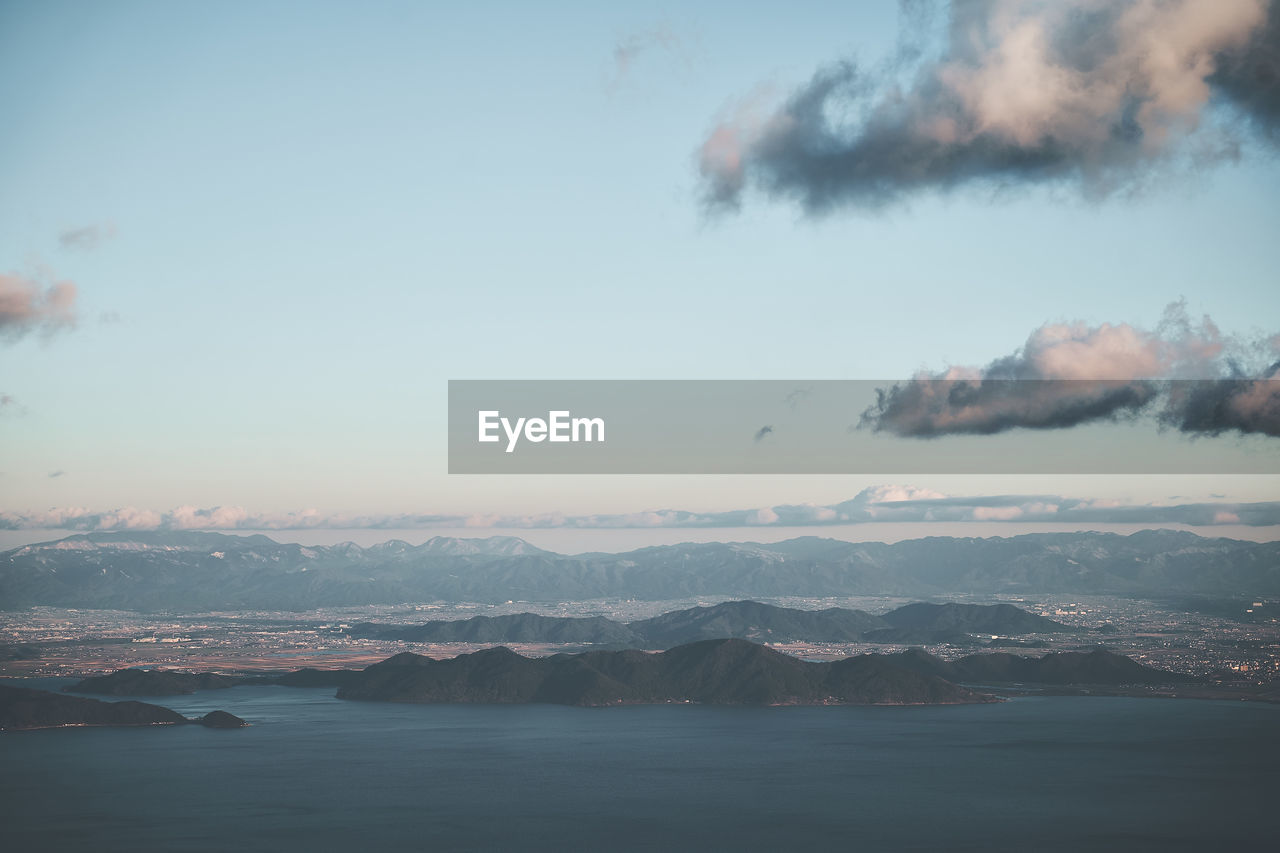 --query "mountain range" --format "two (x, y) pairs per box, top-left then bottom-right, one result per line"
(333, 639), (990, 707)
(882, 647), (1201, 685)
(327, 642), (1197, 706)
(350, 600), (1073, 647)
(2, 529), (1277, 611)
